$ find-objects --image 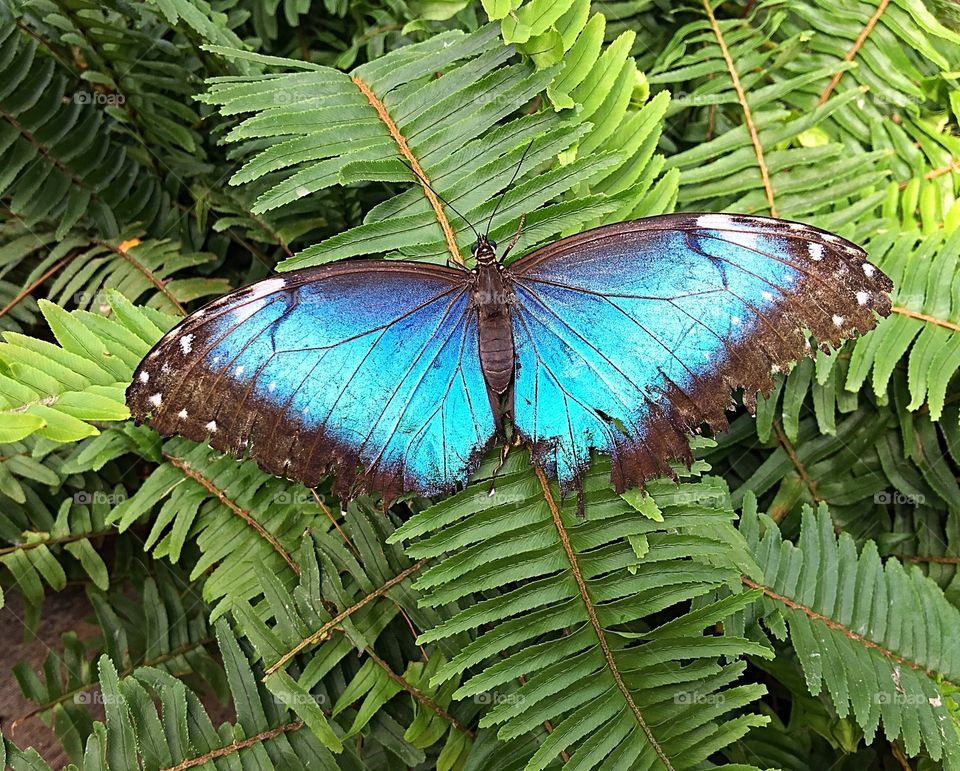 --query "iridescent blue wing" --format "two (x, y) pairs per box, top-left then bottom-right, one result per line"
(506, 213), (892, 492)
(126, 262), (496, 501)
